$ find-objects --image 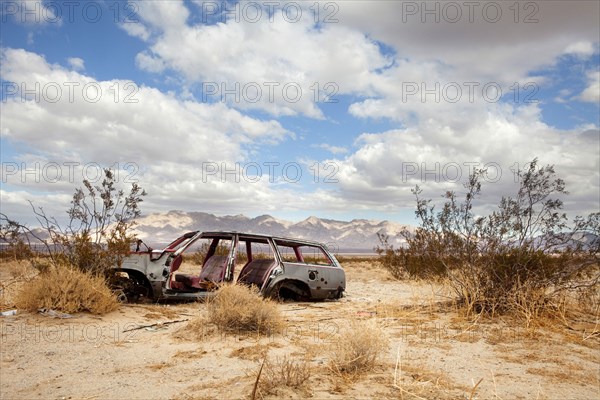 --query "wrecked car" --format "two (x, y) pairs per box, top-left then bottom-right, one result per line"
(111, 231), (346, 302)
